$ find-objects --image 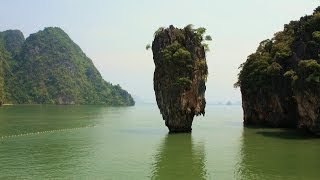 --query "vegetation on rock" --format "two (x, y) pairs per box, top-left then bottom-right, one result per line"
(237, 7), (320, 134)
(151, 25), (211, 133)
(0, 27), (134, 106)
